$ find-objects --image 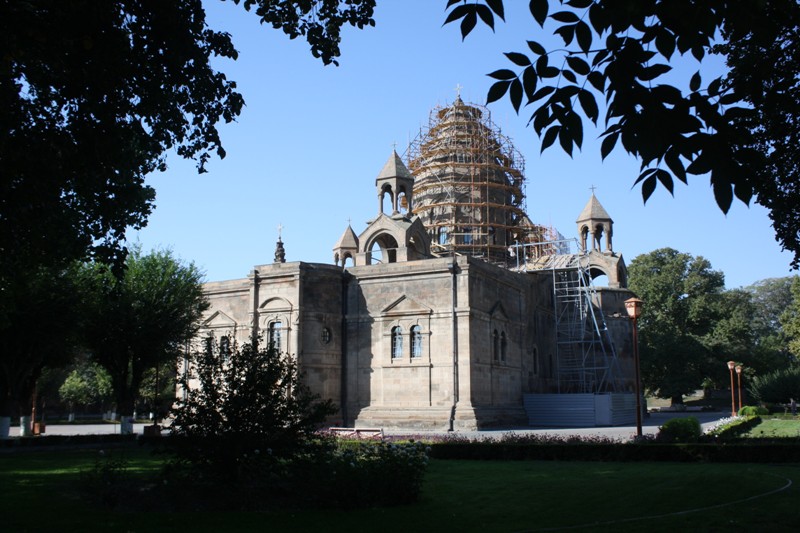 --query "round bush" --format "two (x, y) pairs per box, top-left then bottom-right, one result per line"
(738, 405), (768, 417)
(656, 417), (702, 443)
